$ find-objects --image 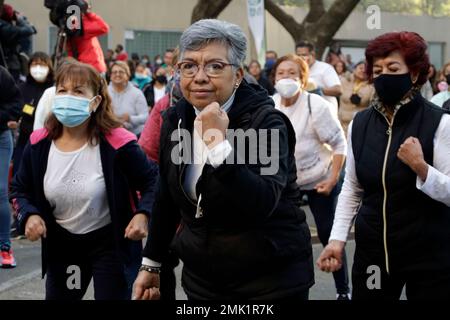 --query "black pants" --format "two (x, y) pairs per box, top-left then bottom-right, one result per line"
(45, 224), (128, 300)
(301, 185), (350, 295)
(159, 251), (179, 300)
(352, 247), (450, 300)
